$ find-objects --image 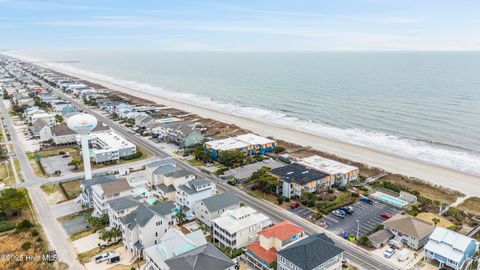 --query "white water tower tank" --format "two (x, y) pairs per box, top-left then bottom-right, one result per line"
(67, 113), (98, 135)
(67, 113), (98, 180)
